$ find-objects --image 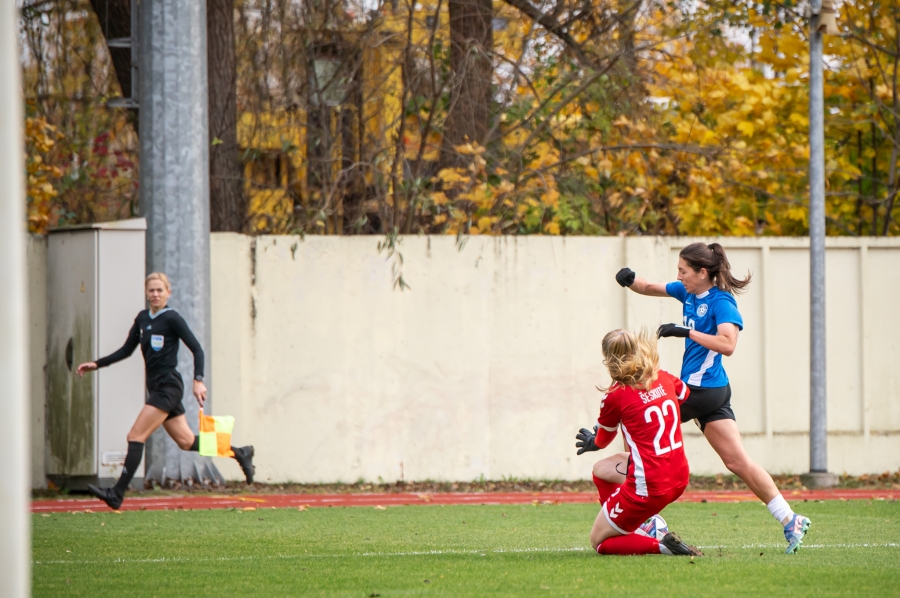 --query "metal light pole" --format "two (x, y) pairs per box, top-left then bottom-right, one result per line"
(802, 0), (839, 489)
(0, 1), (31, 594)
(139, 0), (223, 485)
